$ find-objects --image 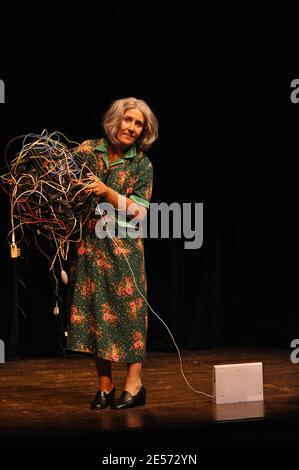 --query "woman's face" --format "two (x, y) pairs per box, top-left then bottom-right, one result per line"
(116, 108), (144, 147)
